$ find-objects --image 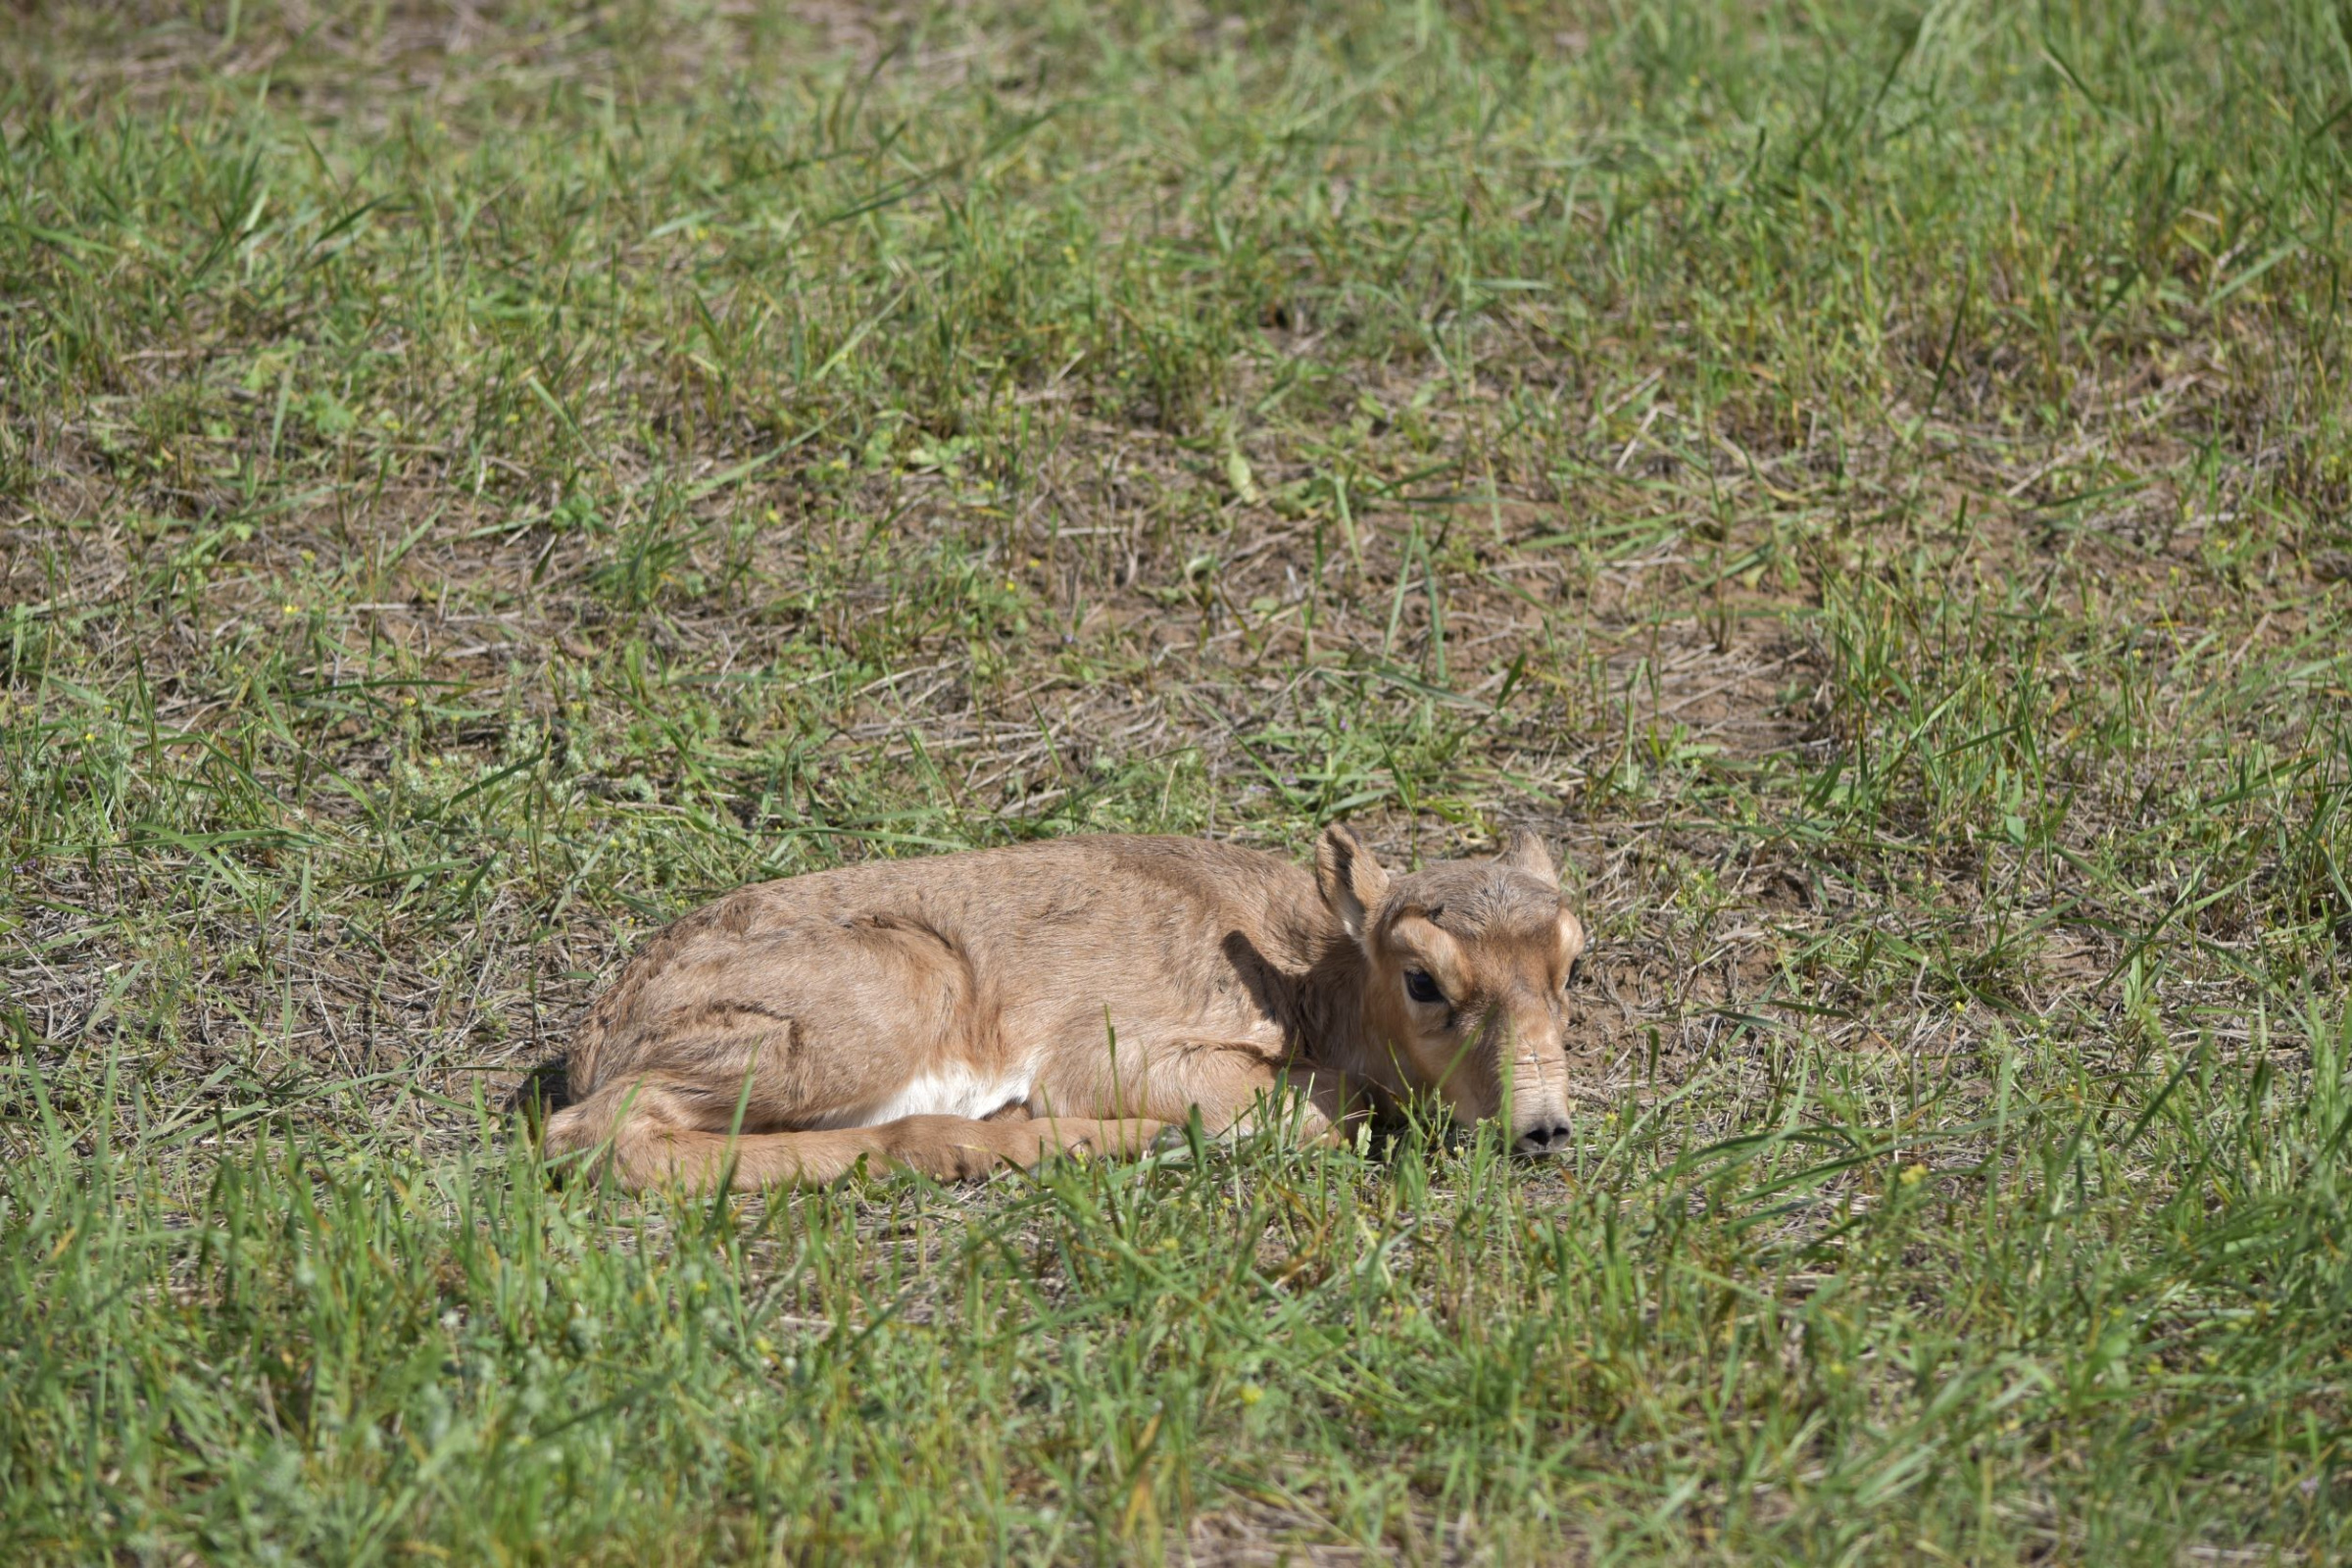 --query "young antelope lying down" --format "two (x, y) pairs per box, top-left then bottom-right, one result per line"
(543, 825), (1587, 1190)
